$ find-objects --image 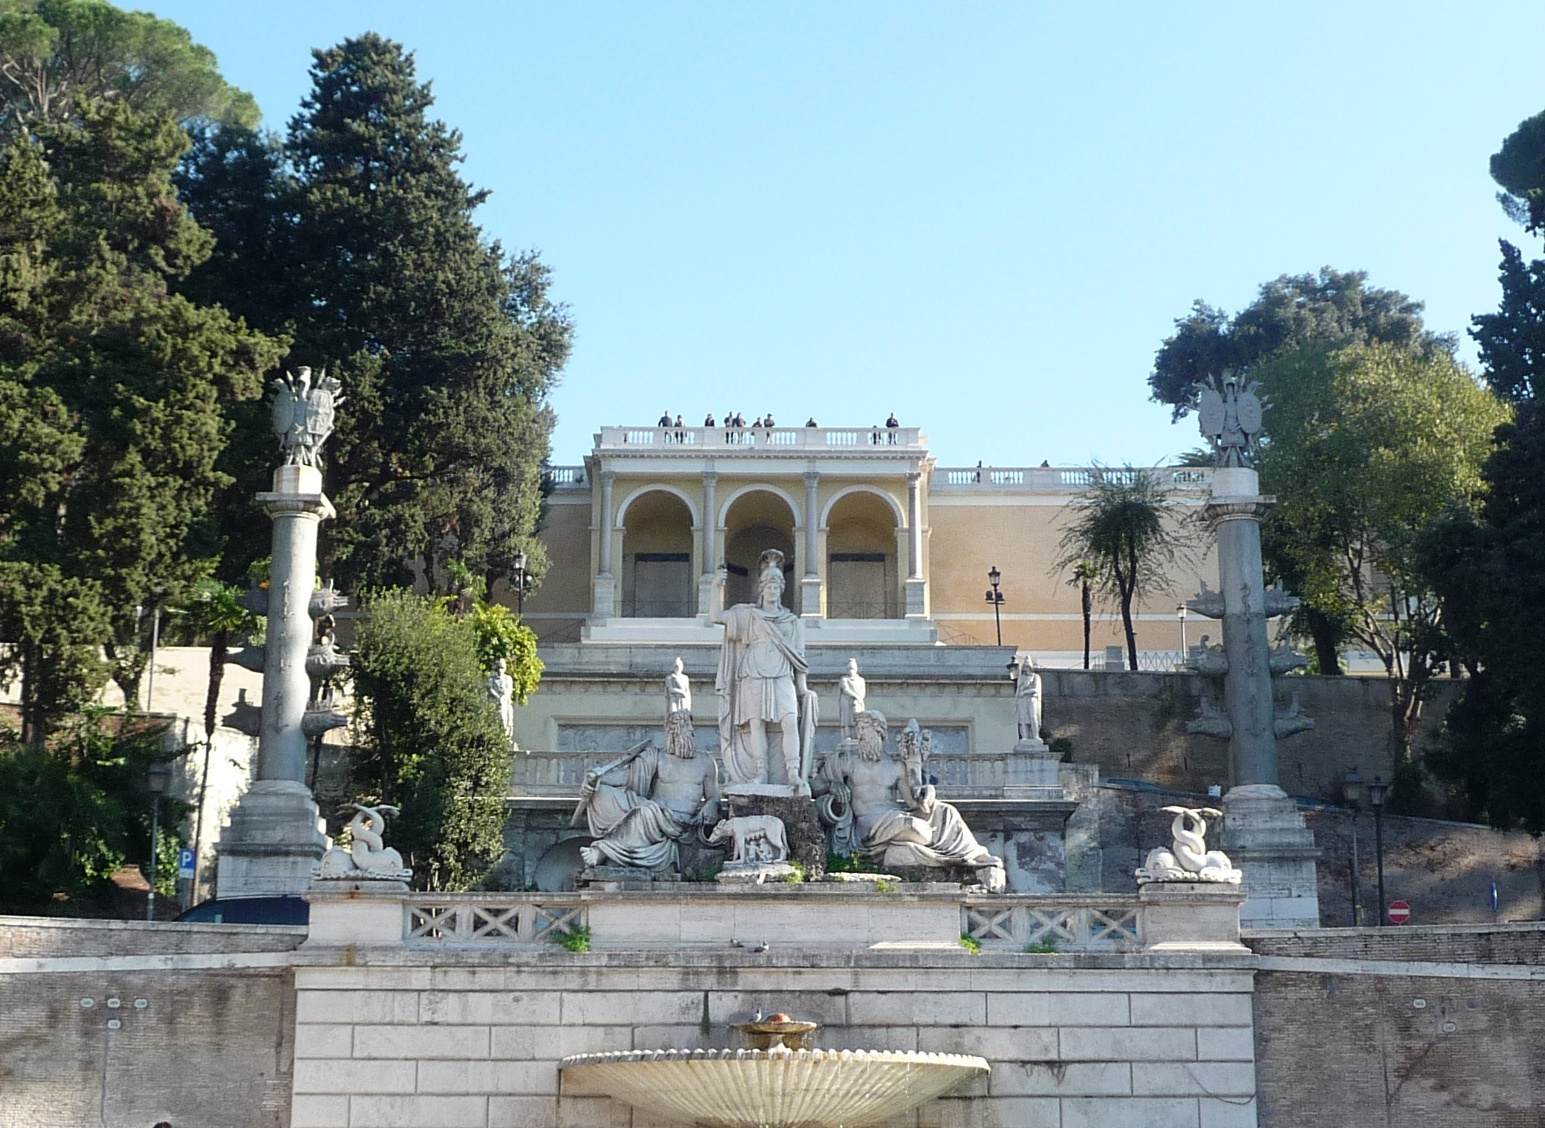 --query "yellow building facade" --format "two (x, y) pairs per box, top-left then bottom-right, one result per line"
(515, 422), (1218, 666)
